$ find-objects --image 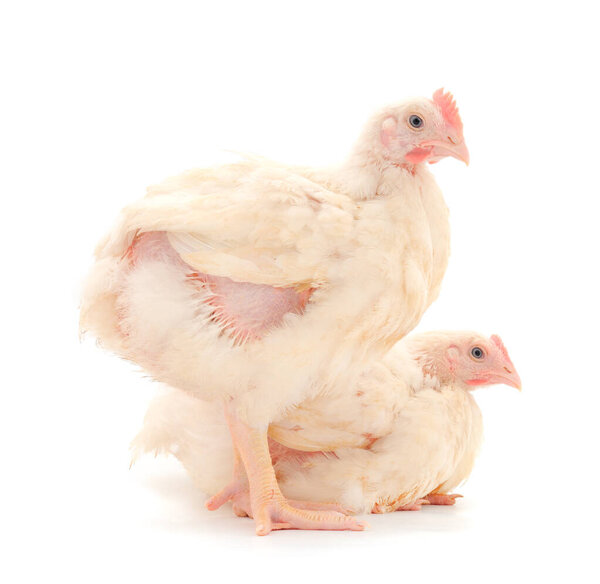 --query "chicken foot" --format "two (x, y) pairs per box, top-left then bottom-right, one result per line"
(206, 403), (367, 535)
(424, 493), (463, 505)
(372, 492), (463, 513)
